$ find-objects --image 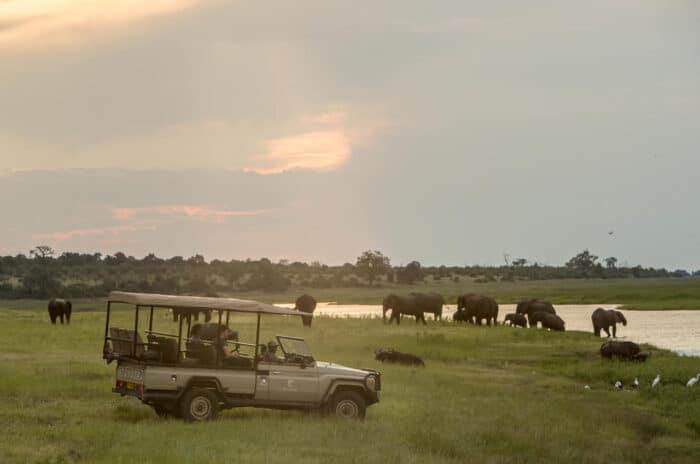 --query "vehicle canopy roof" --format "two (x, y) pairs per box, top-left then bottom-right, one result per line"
(108, 291), (303, 317)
